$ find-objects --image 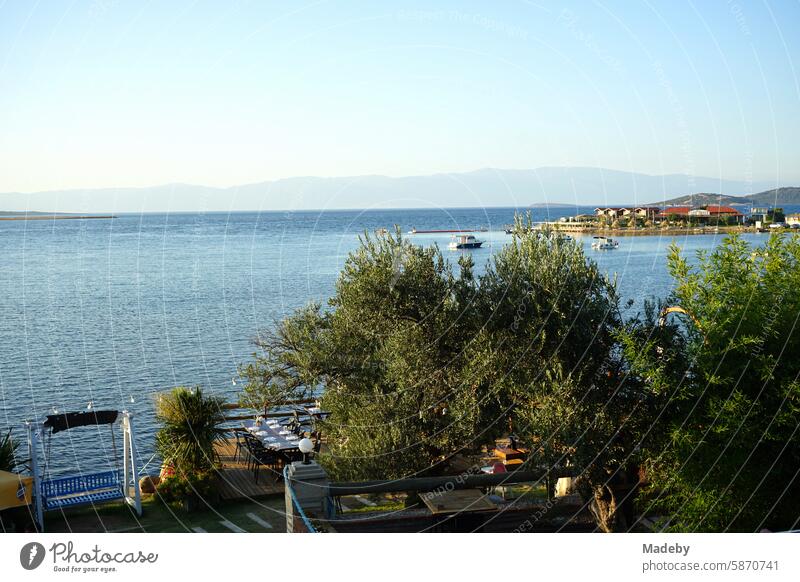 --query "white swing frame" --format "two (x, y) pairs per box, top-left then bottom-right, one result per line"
(25, 410), (142, 531)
